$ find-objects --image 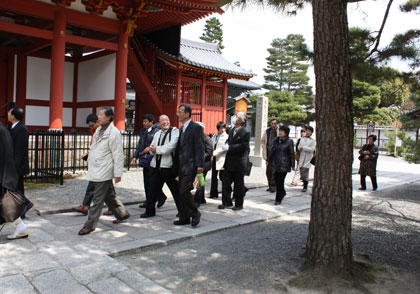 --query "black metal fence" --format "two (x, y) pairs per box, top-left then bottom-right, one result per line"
(27, 130), (141, 184)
